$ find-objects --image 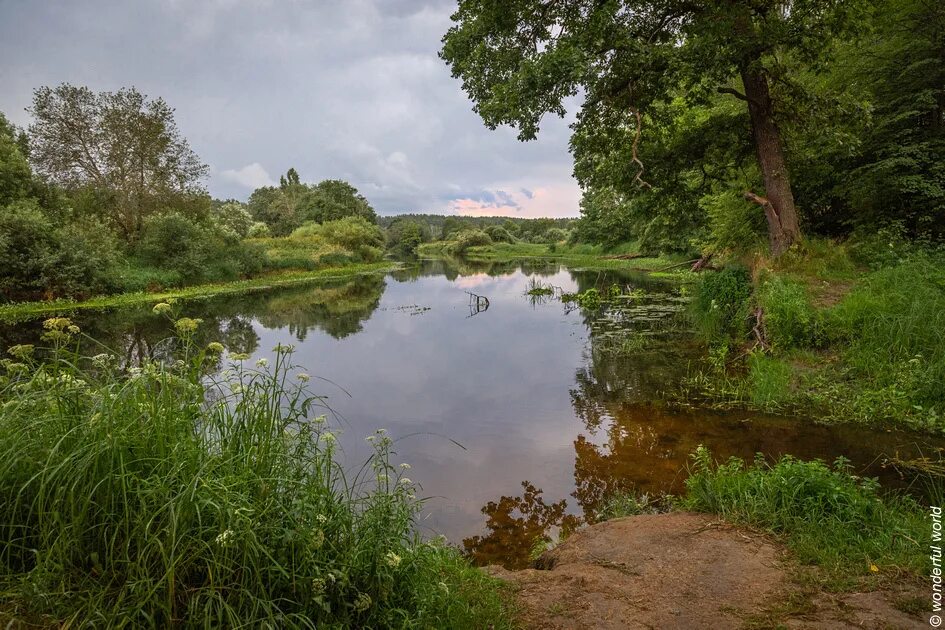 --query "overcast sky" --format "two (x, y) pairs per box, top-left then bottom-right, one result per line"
(0, 0), (581, 217)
